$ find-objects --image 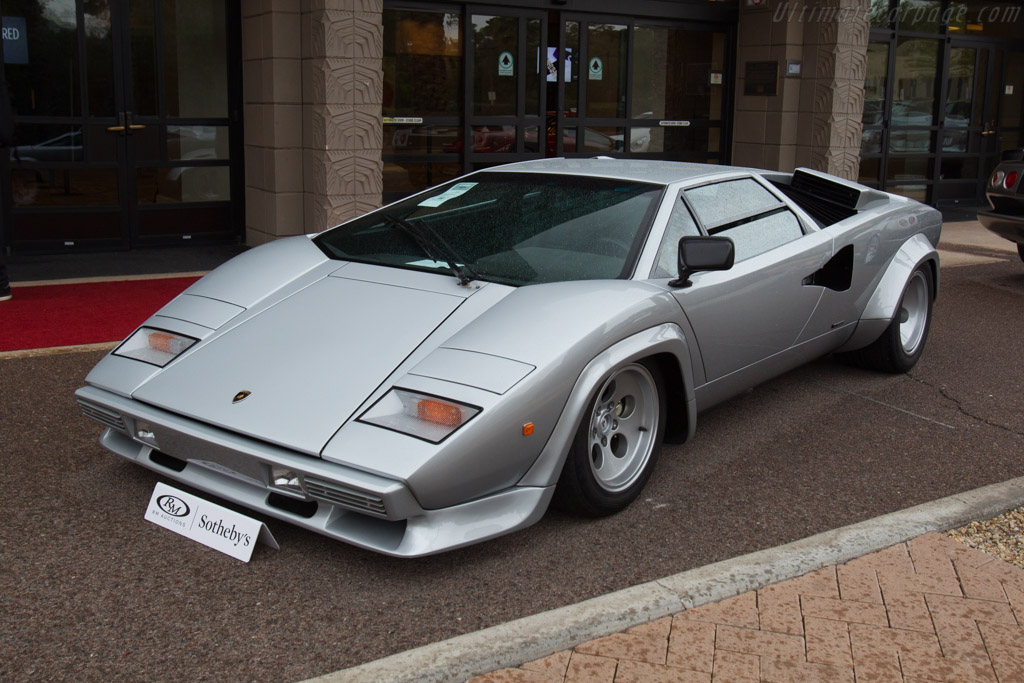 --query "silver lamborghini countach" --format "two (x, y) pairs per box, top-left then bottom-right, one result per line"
(77, 159), (942, 557)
